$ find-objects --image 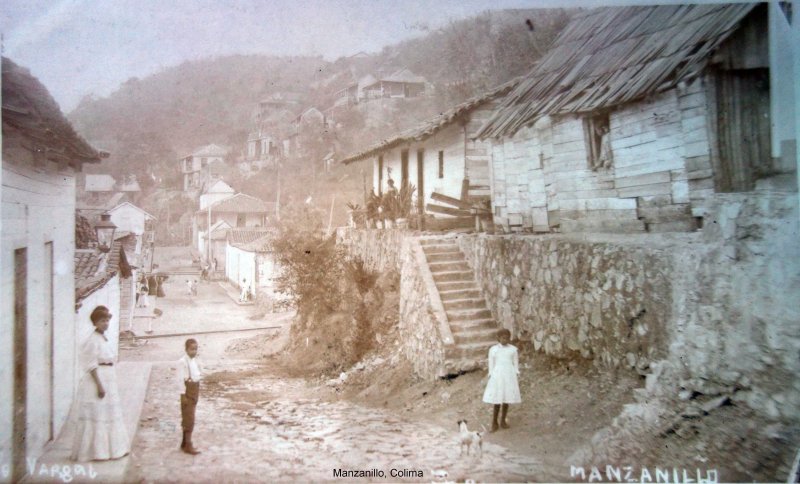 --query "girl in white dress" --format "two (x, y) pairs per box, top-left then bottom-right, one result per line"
(482, 328), (521, 431)
(71, 306), (130, 462)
